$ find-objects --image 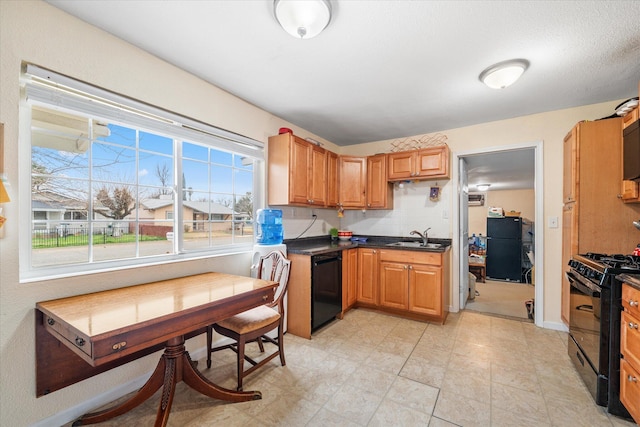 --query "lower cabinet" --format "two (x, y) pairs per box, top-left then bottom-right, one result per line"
(341, 248), (358, 315)
(620, 282), (640, 423)
(377, 249), (449, 323)
(357, 248), (379, 305)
